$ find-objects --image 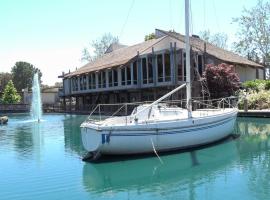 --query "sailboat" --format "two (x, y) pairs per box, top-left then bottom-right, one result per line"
(80, 0), (238, 159)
